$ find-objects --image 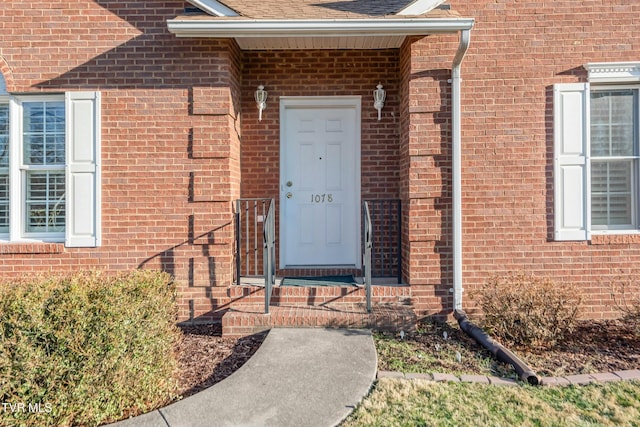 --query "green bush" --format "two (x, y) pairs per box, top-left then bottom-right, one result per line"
(0, 270), (180, 427)
(471, 271), (582, 348)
